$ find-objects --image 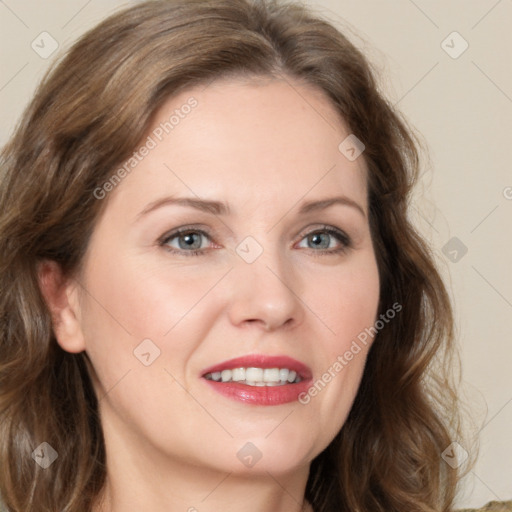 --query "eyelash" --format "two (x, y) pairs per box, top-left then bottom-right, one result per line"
(158, 225), (352, 257)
